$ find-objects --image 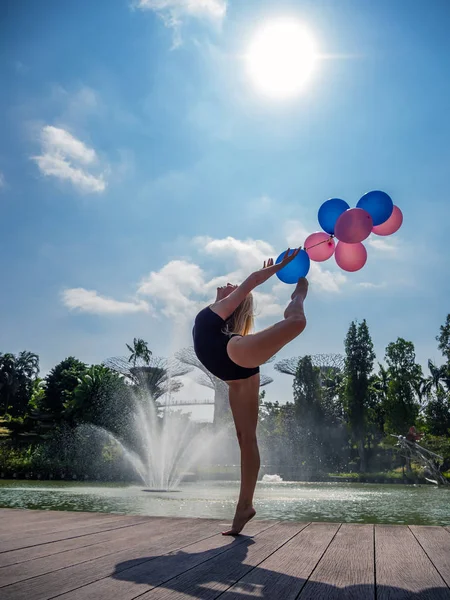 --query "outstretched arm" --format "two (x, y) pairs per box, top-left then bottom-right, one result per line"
(210, 248), (301, 321)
